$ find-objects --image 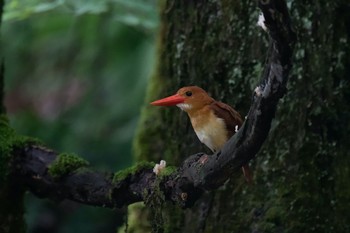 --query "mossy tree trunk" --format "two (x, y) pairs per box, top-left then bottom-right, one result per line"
(0, 1), (27, 232)
(134, 1), (350, 232)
